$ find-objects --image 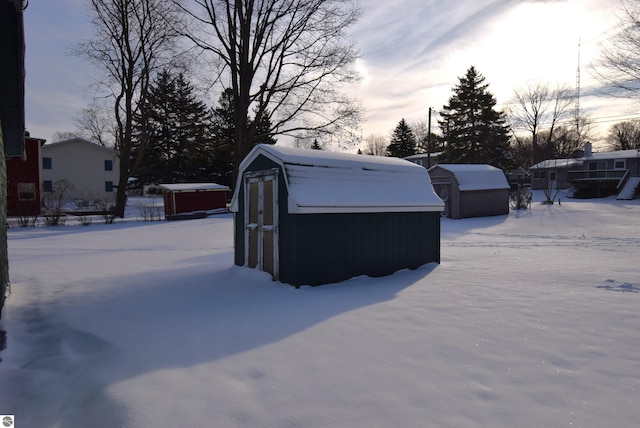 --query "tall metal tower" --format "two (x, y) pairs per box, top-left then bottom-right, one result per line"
(575, 38), (581, 134)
